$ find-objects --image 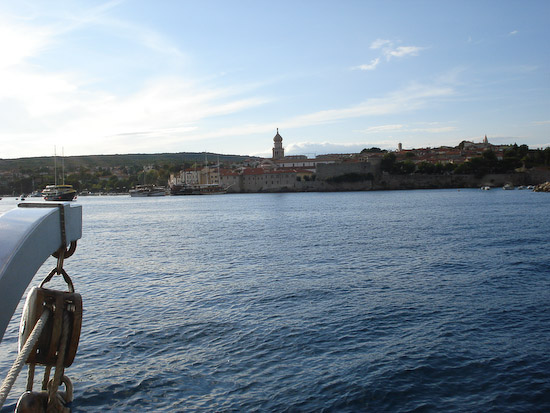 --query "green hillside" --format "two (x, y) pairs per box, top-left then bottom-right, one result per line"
(0, 152), (256, 195)
(0, 152), (253, 172)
